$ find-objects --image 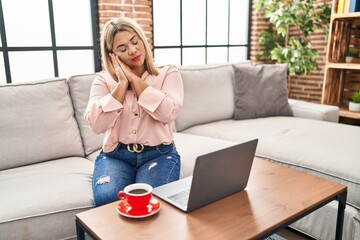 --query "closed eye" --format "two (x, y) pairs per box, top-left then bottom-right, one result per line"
(115, 35), (138, 52)
(132, 37), (139, 45)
